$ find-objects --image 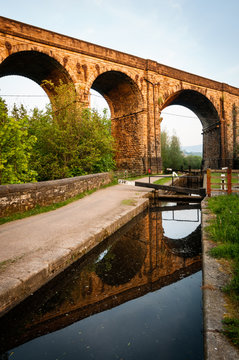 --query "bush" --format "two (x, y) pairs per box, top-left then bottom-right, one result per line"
(0, 82), (116, 183)
(0, 98), (37, 184)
